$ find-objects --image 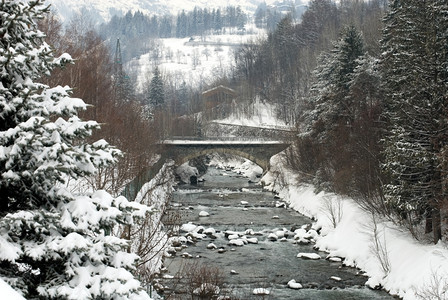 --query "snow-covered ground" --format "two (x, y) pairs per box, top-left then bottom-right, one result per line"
(131, 26), (267, 90)
(0, 279), (26, 300)
(261, 154), (448, 300)
(213, 97), (292, 130)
